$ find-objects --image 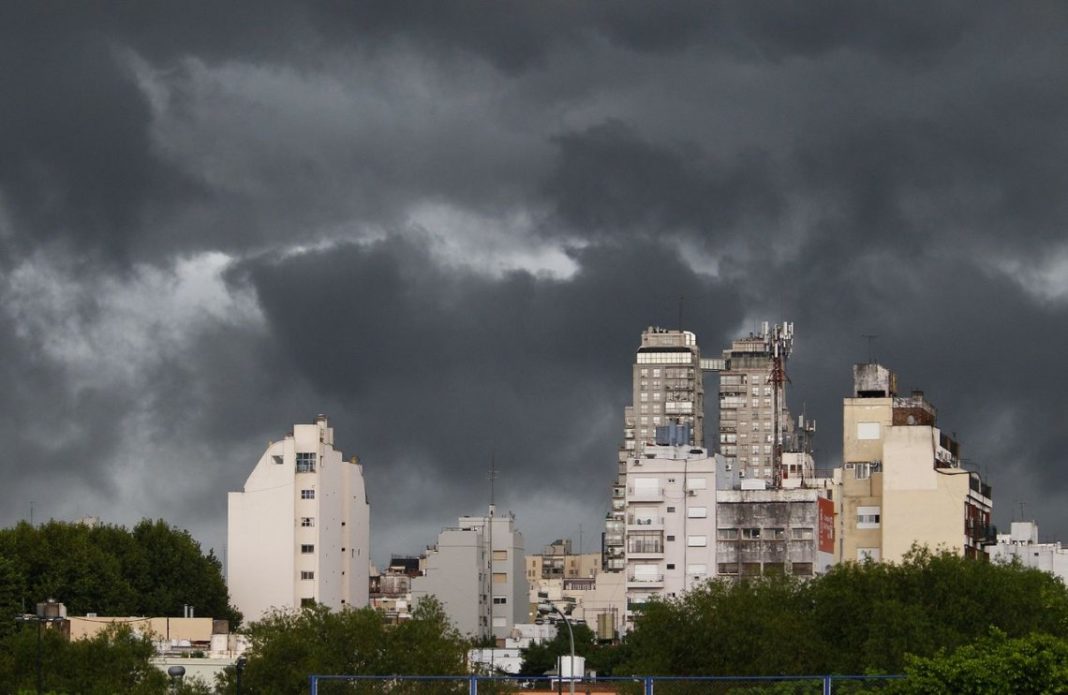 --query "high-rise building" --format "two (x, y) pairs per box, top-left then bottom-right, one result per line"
(227, 415), (370, 621)
(717, 323), (797, 482)
(836, 363), (993, 563)
(606, 327), (704, 572)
